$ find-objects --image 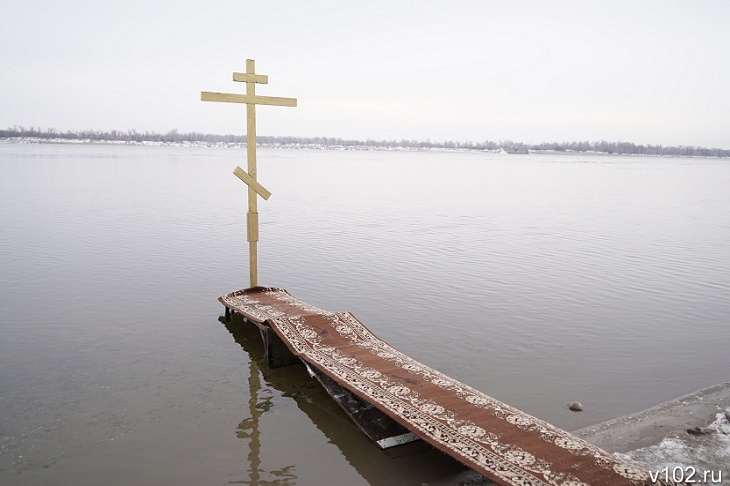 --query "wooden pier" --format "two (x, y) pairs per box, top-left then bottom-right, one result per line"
(221, 286), (680, 486)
